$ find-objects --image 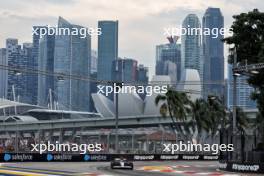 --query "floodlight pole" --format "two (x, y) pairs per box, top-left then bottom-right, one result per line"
(115, 87), (119, 153)
(232, 48), (238, 135)
(115, 82), (122, 153)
